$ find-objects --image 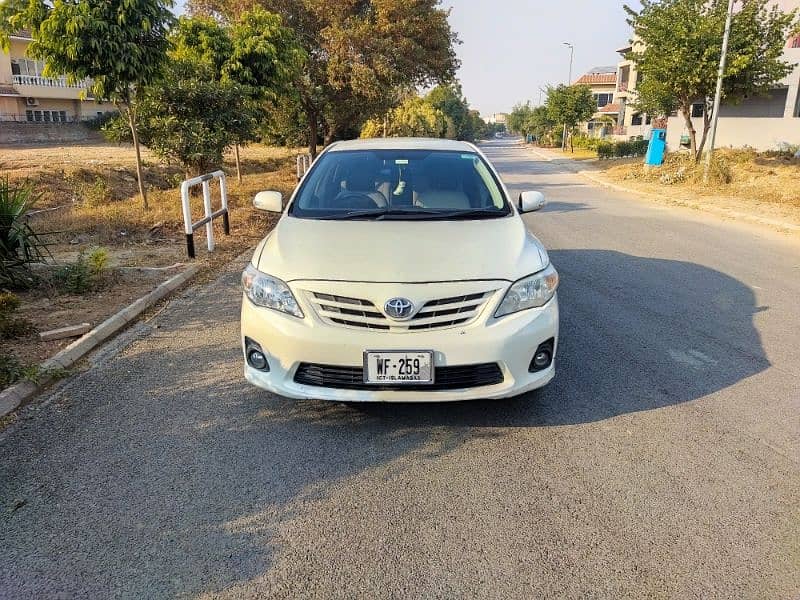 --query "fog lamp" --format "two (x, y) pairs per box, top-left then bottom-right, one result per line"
(247, 349), (269, 371)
